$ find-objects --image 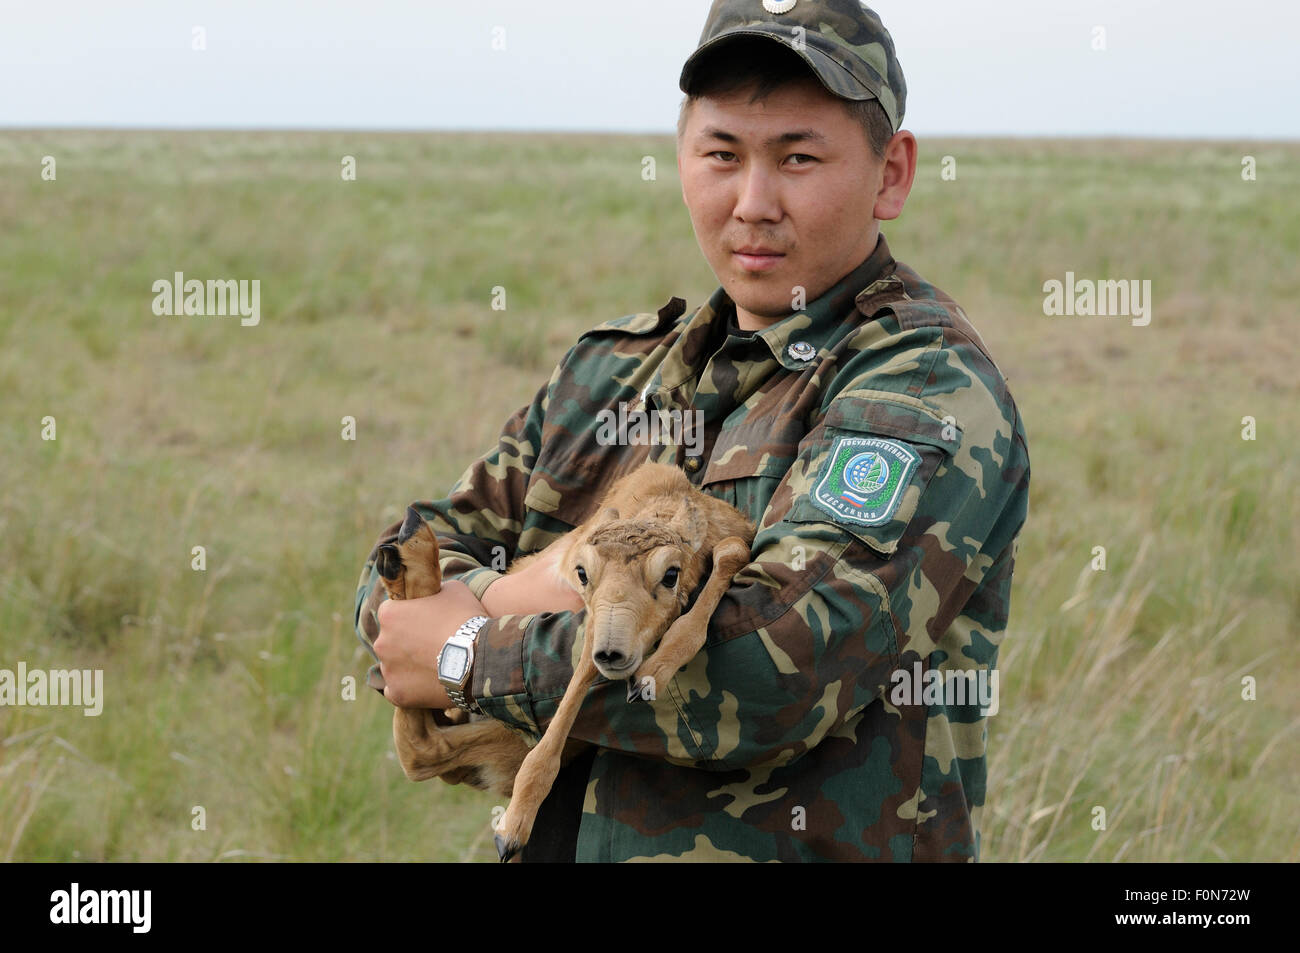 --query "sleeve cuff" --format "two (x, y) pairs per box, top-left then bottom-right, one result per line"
(471, 613), (542, 741)
(455, 566), (506, 602)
